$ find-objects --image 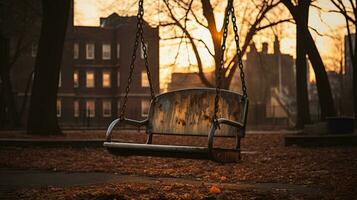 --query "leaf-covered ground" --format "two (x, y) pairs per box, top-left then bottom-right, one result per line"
(0, 132), (356, 199)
